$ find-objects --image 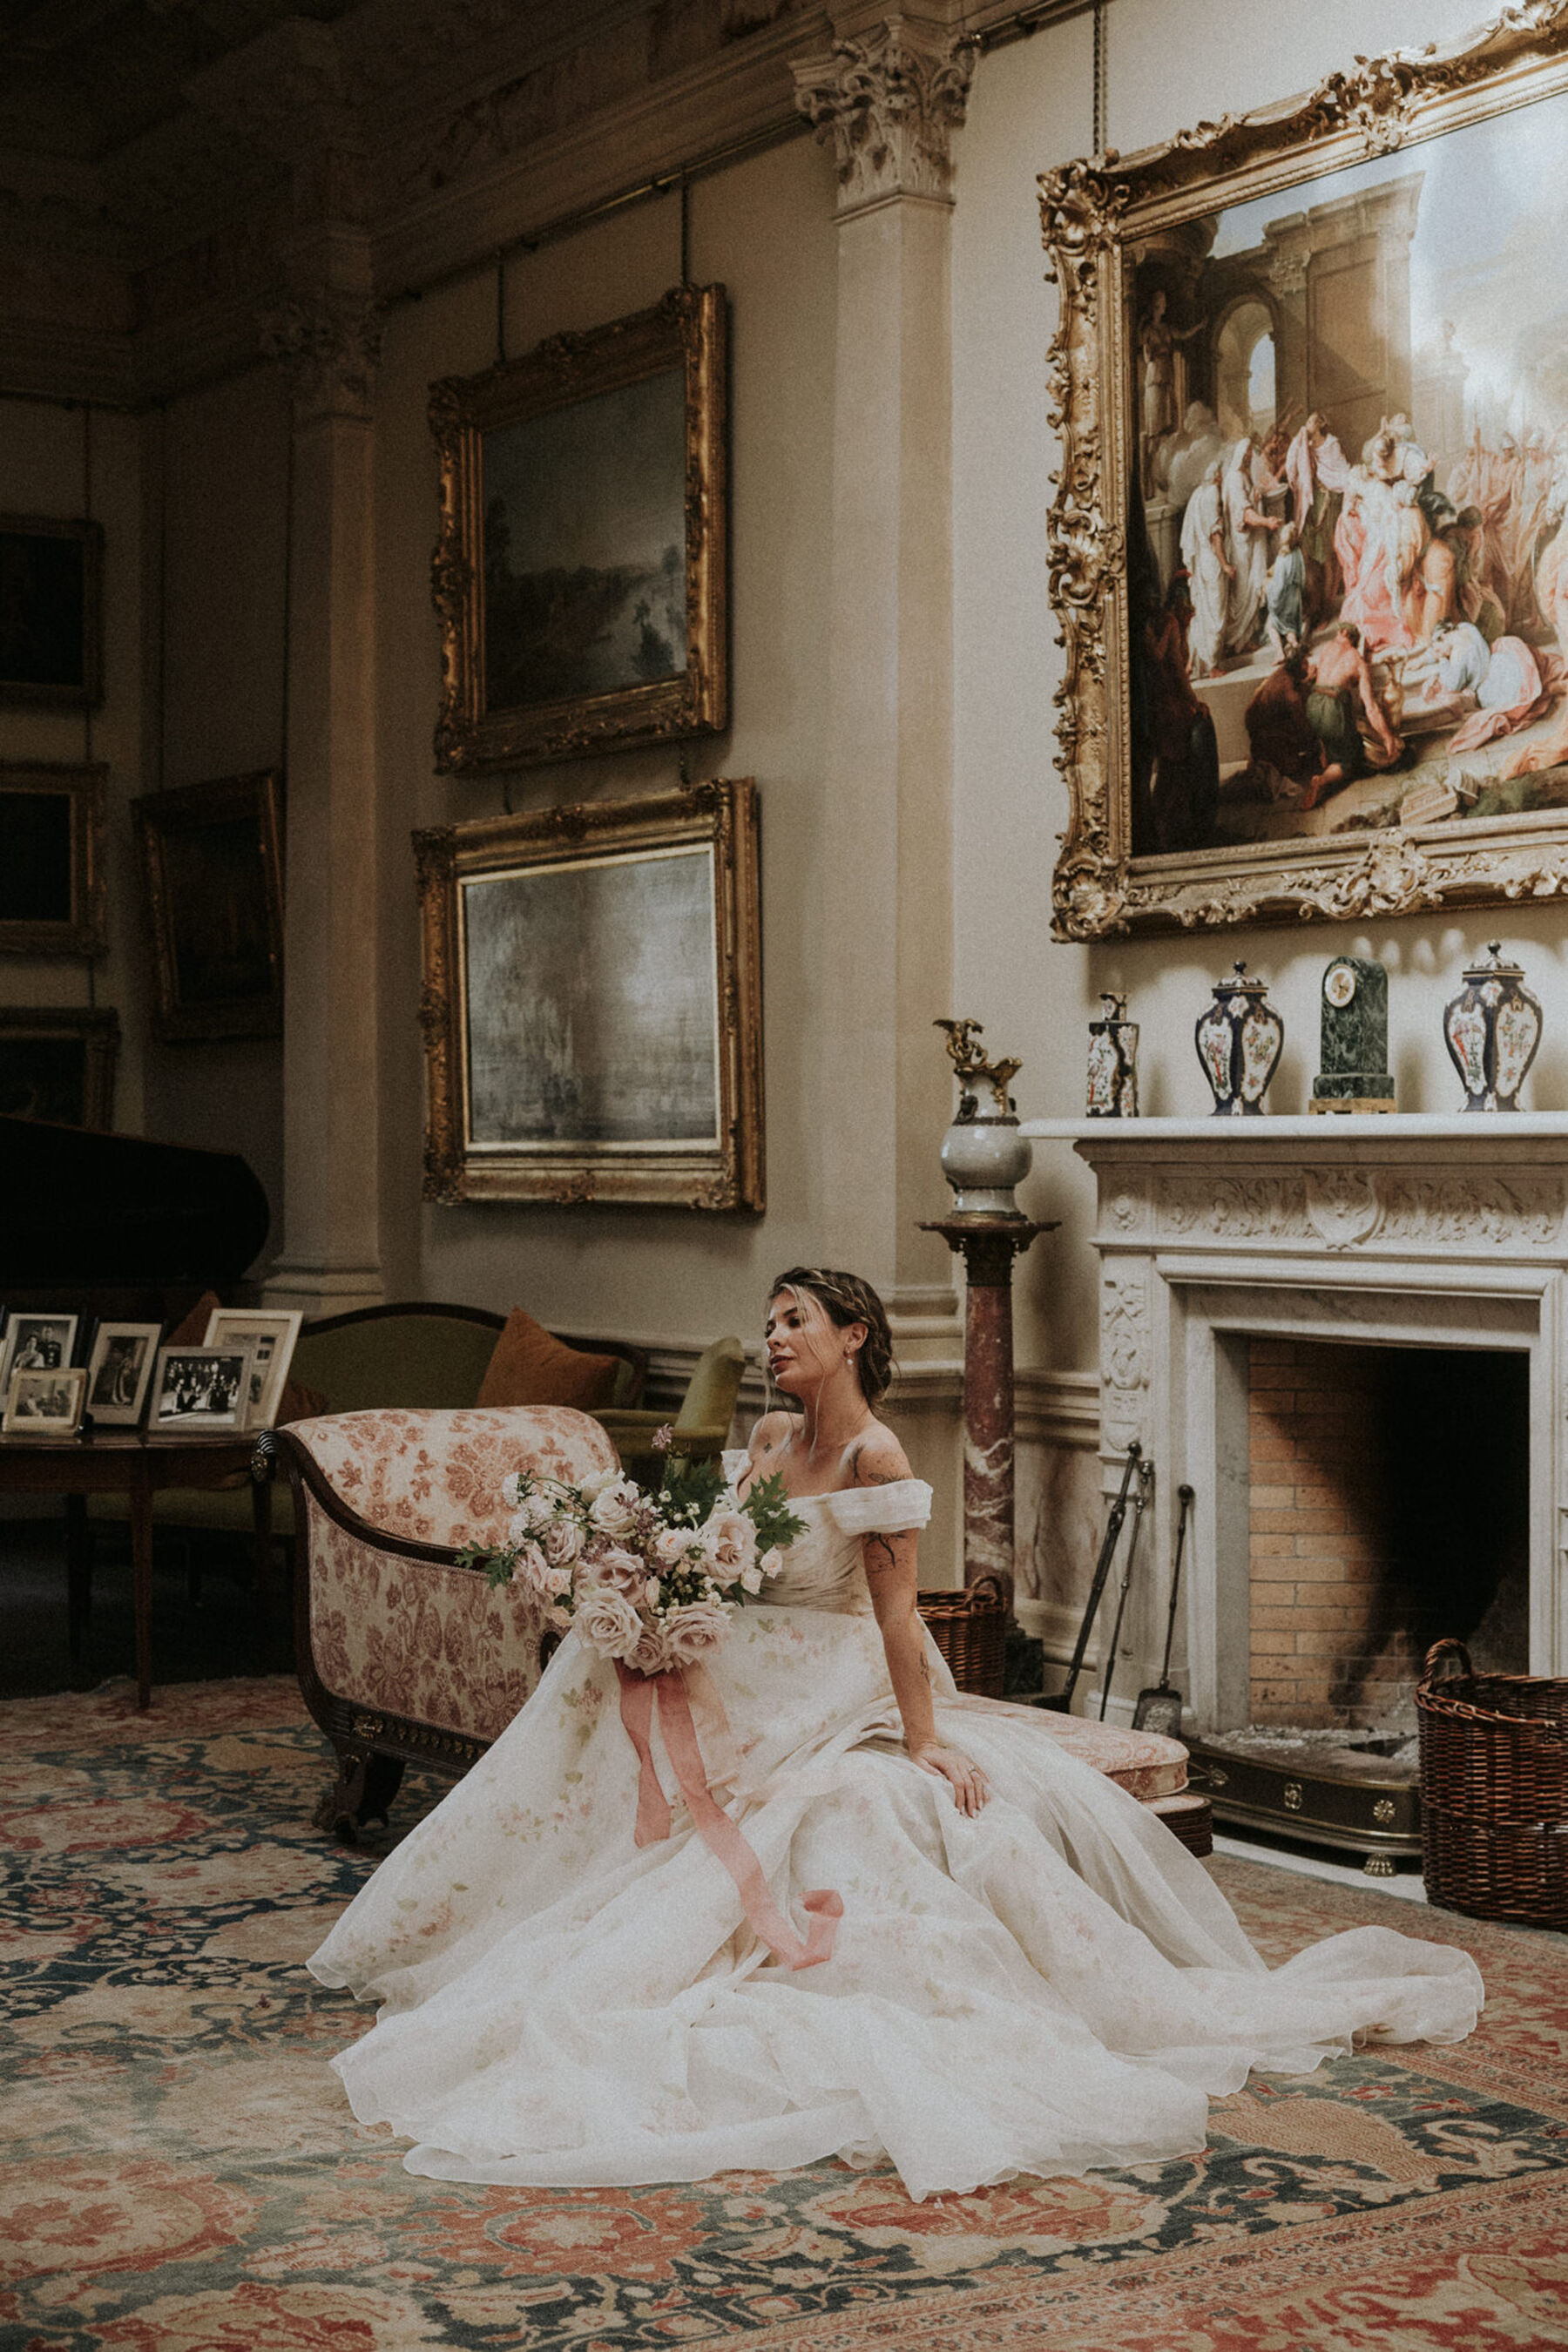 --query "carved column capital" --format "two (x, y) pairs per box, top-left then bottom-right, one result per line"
(792, 17), (977, 219)
(260, 293), (382, 425)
